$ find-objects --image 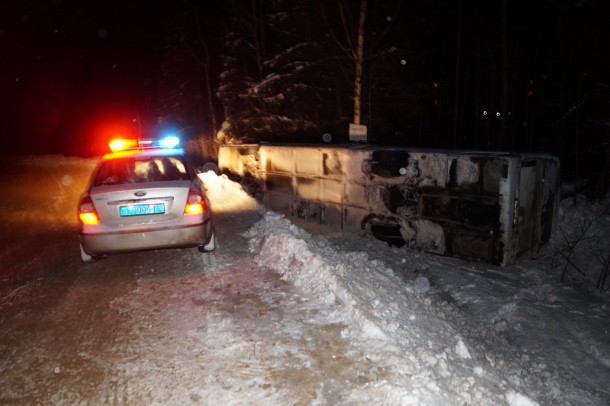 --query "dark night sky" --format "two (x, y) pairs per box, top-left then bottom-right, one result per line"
(0, 0), (170, 156)
(1, 0), (609, 164)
